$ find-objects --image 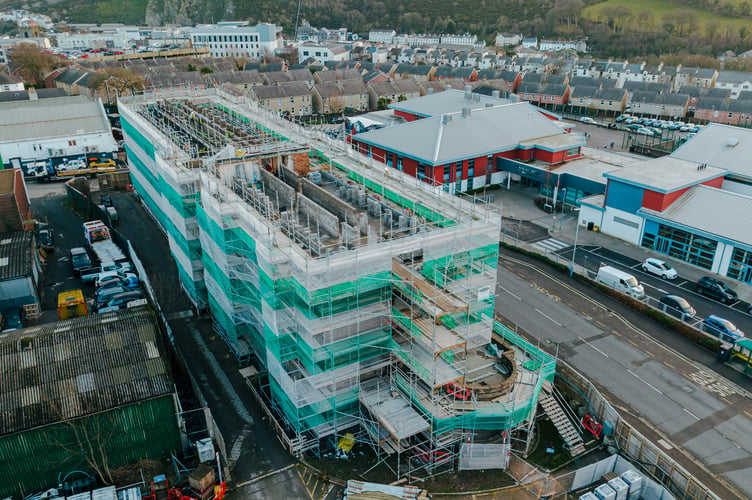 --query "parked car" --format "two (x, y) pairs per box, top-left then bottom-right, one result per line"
(616, 114), (630, 122)
(625, 124), (641, 131)
(97, 276), (139, 294)
(38, 227), (53, 250)
(95, 286), (128, 310)
(659, 294), (696, 318)
(70, 247), (92, 273)
(695, 276), (737, 304)
(89, 158), (116, 168)
(641, 258), (677, 279)
(636, 127), (654, 136)
(98, 290), (147, 312)
(703, 315), (744, 342)
(1, 307), (24, 332)
(580, 116), (596, 124)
